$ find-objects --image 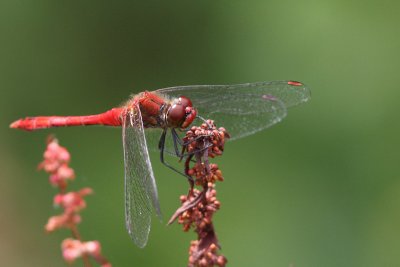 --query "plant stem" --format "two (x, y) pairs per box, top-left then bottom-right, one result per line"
(71, 226), (92, 267)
